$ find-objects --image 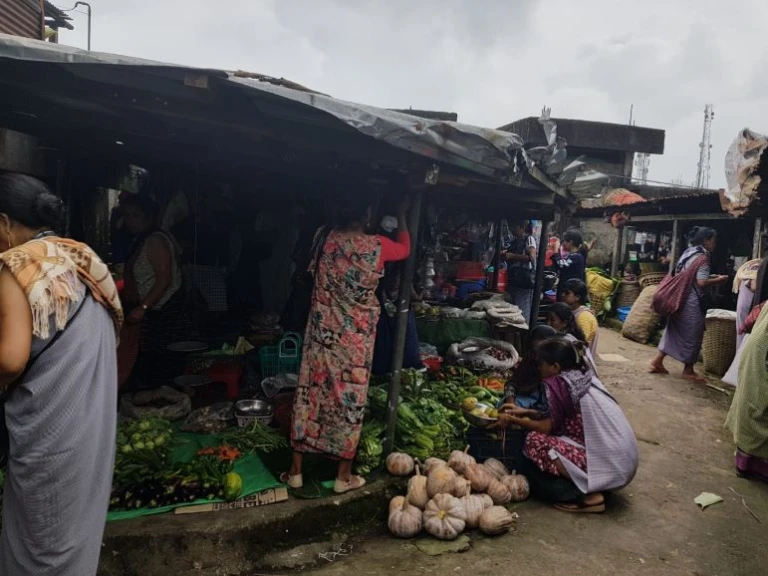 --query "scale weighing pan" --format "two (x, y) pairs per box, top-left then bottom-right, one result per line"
(167, 341), (209, 353)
